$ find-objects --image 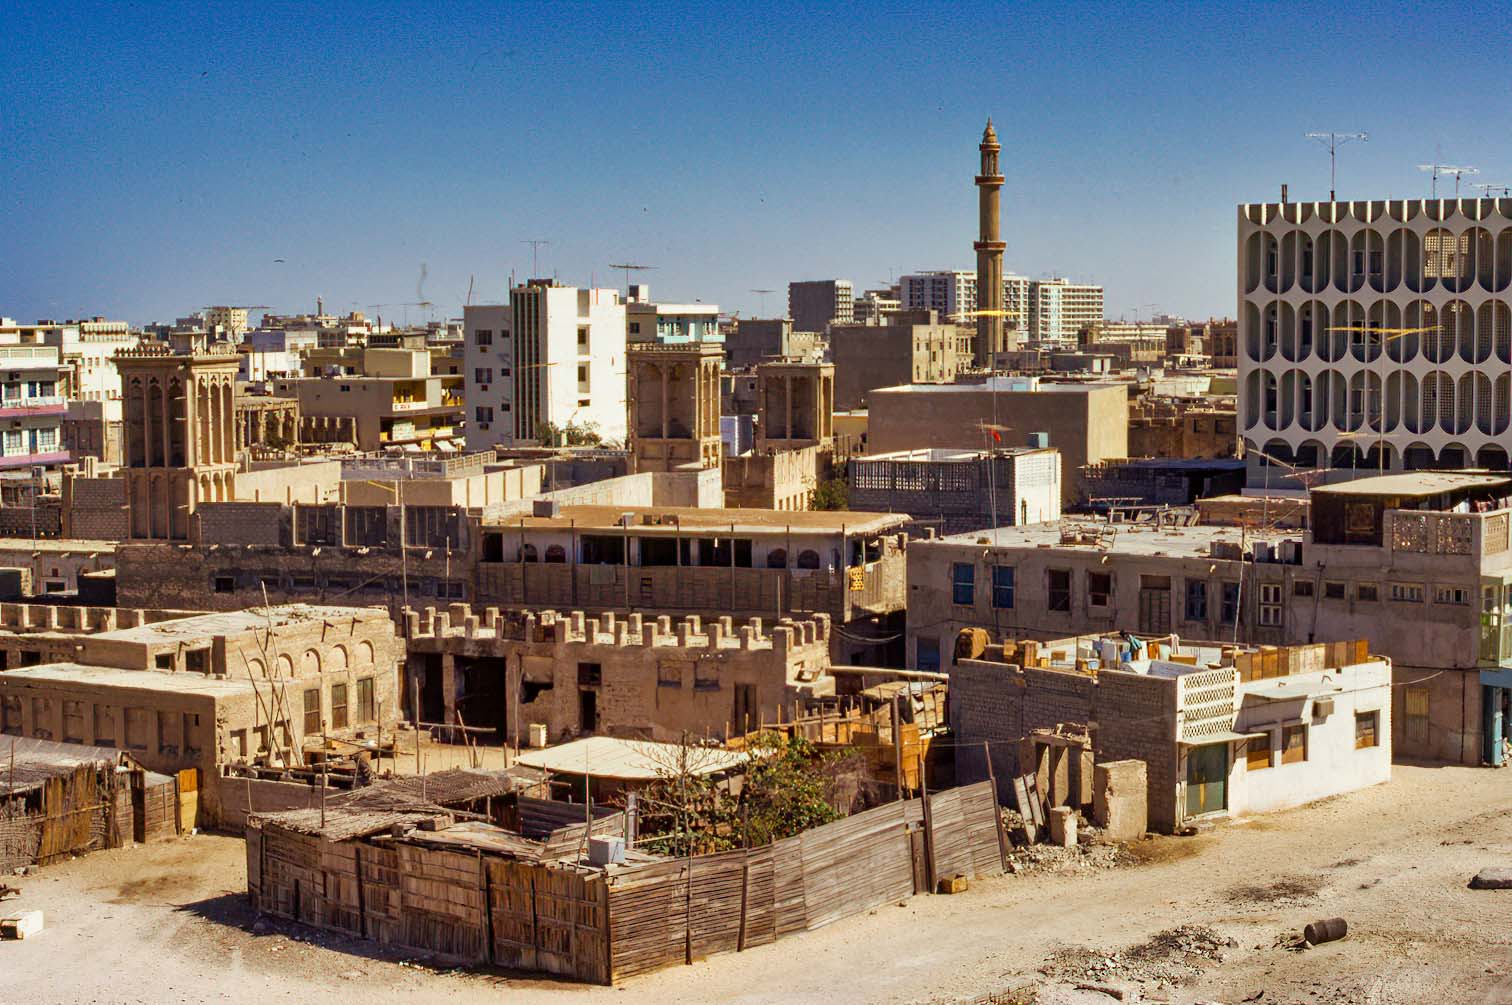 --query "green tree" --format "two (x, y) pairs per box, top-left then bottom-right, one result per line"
(810, 477), (849, 511)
